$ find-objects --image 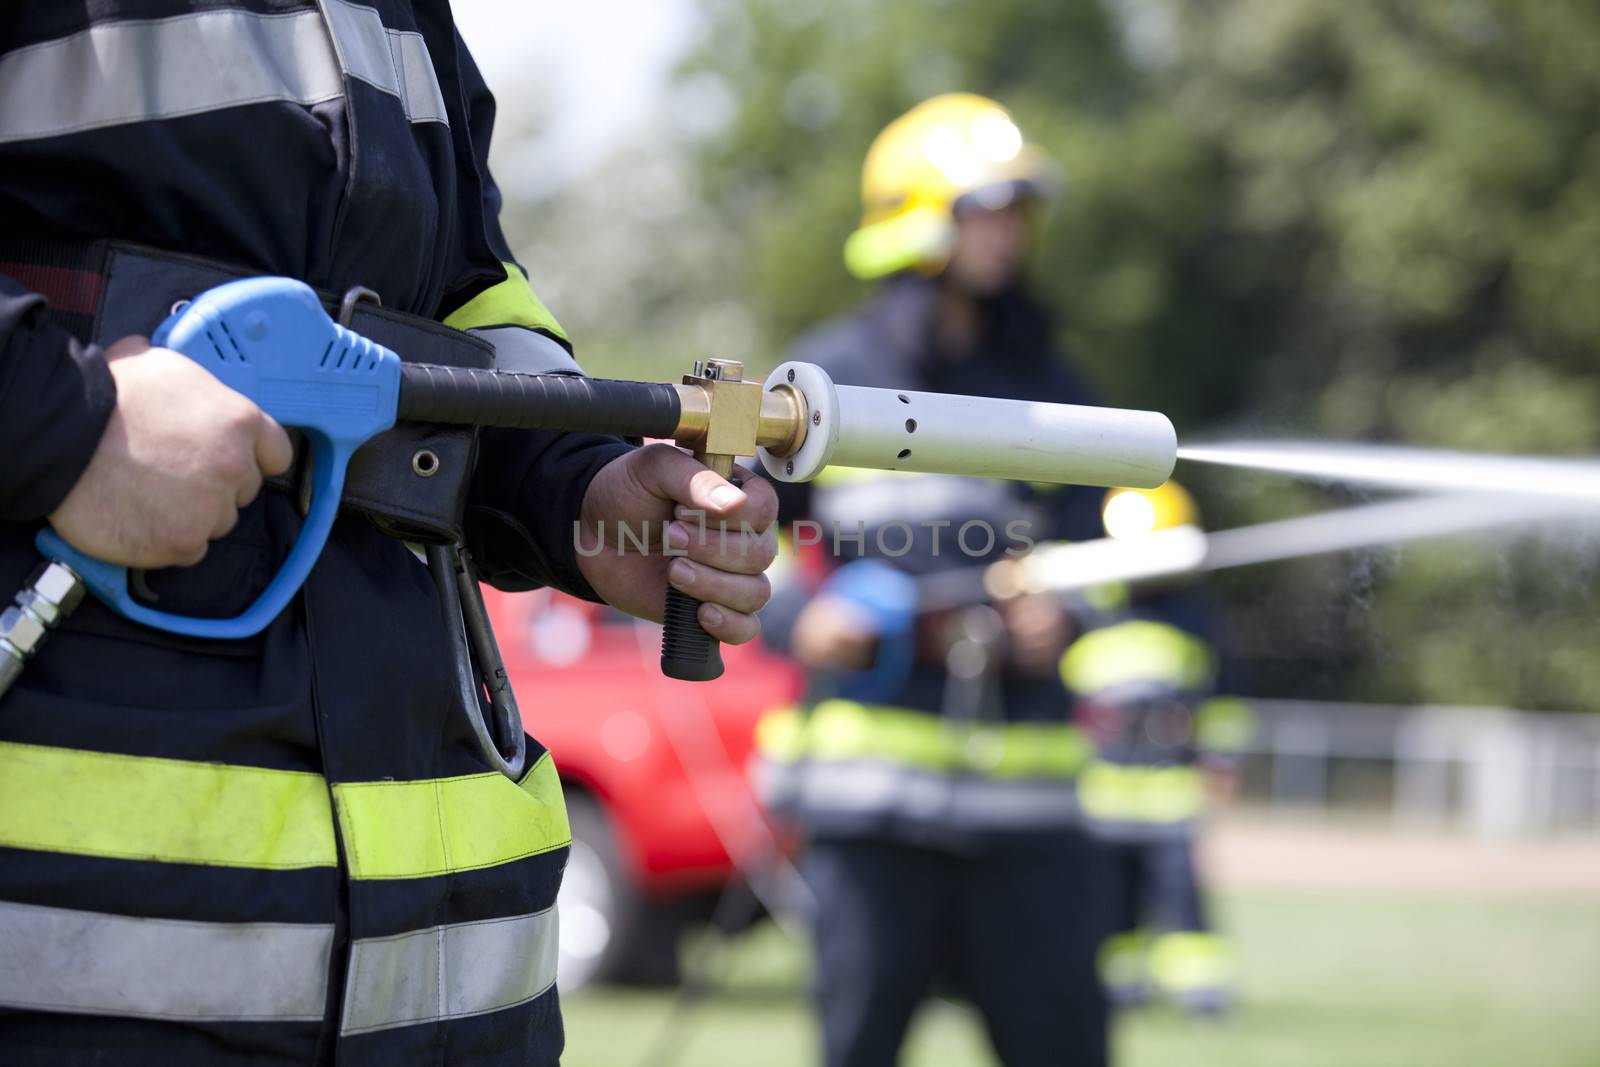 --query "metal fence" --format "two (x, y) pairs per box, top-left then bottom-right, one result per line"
(1235, 700), (1600, 839)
